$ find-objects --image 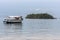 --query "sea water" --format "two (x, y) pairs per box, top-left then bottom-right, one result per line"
(0, 19), (60, 40)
